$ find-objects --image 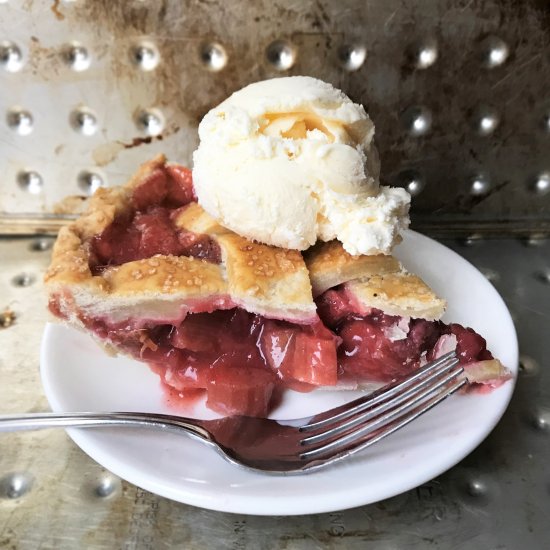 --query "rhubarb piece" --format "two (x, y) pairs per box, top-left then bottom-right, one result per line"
(207, 365), (276, 417)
